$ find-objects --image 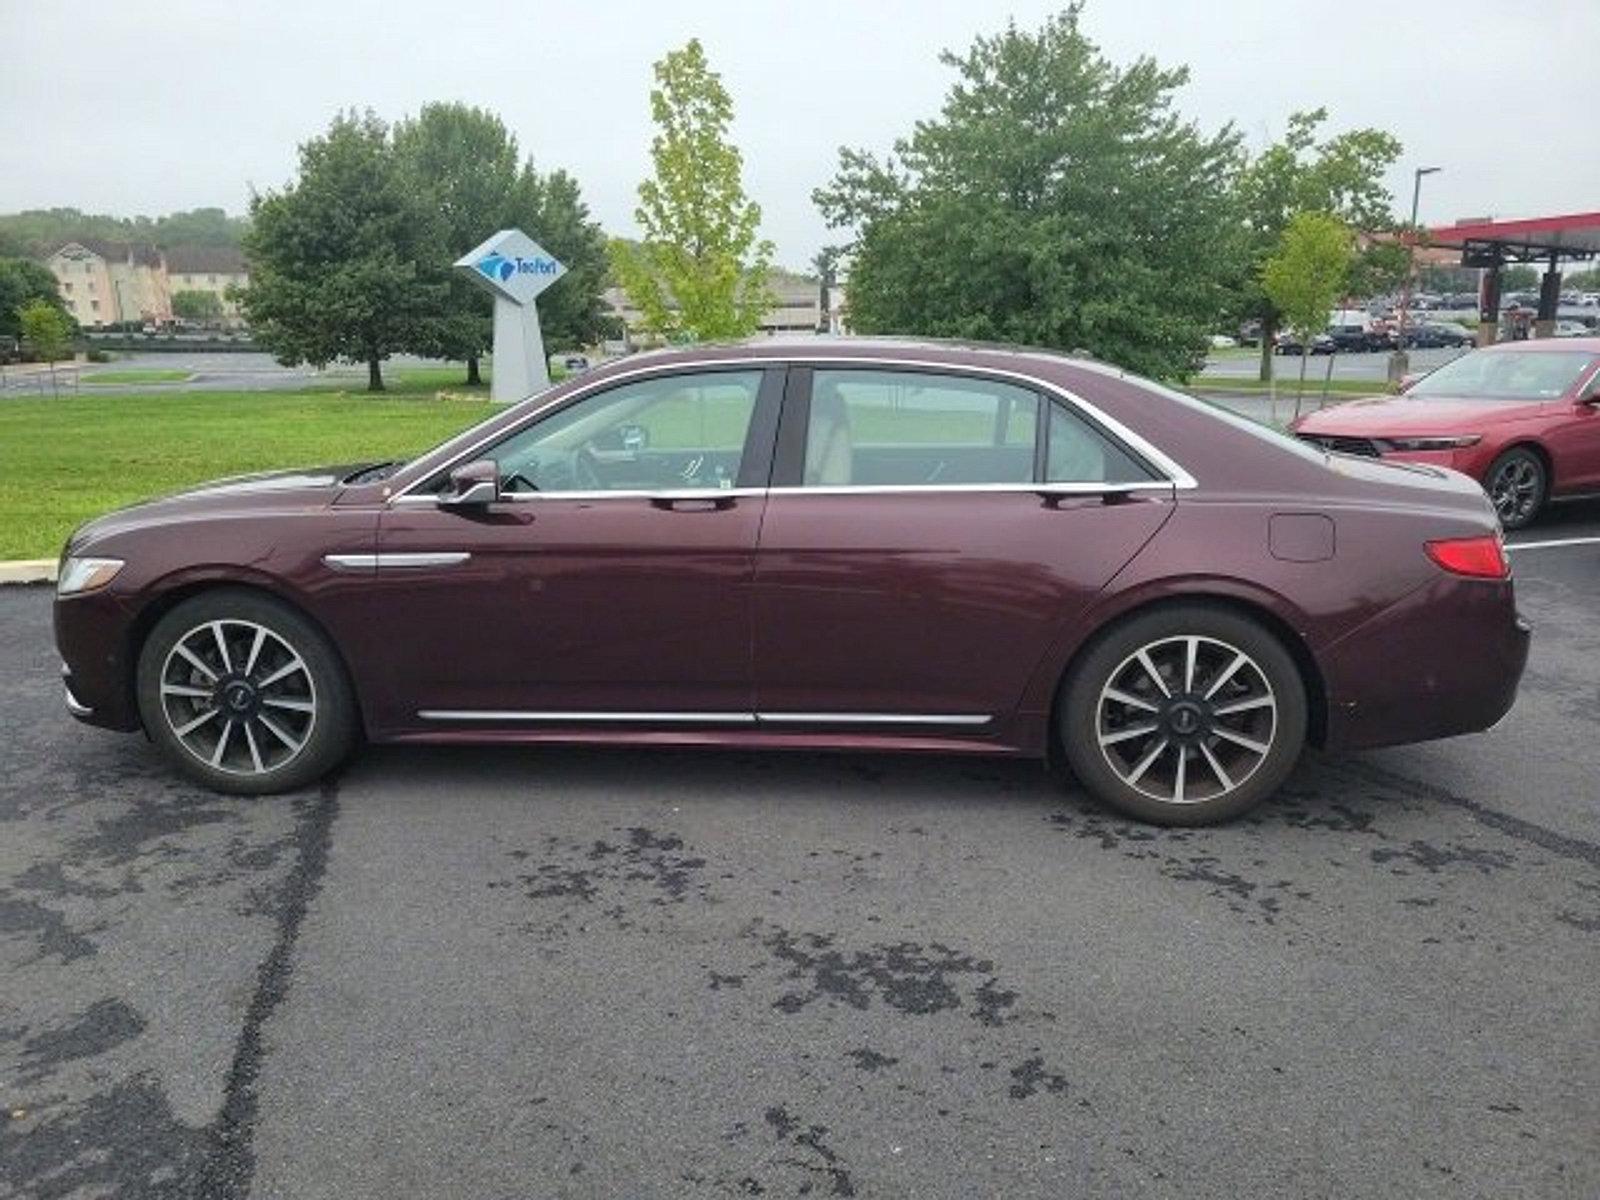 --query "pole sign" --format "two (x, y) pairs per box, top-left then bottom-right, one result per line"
(454, 229), (567, 403)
